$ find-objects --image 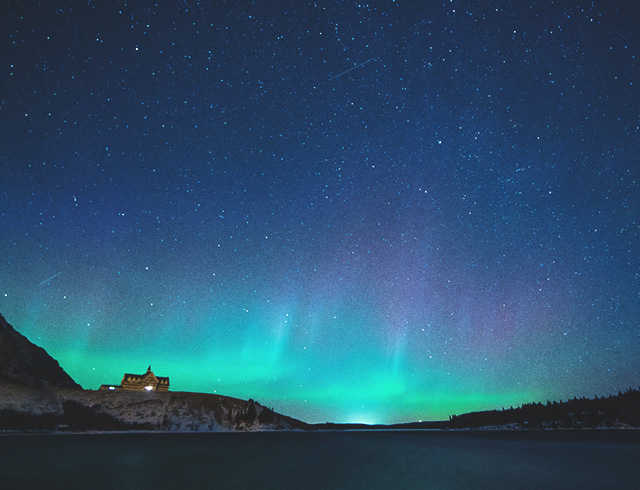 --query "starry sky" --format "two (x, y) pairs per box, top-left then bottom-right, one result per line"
(1, 0), (639, 424)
